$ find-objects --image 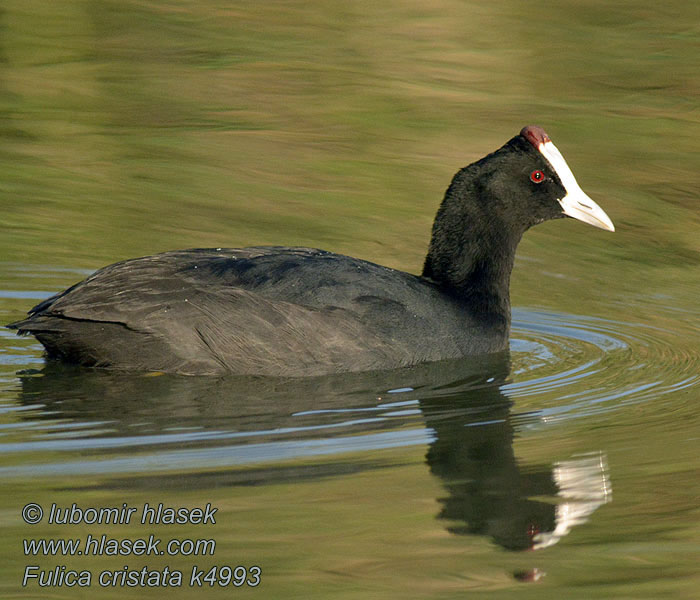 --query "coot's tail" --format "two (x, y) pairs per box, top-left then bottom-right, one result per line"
(7, 314), (147, 368)
(7, 318), (32, 332)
